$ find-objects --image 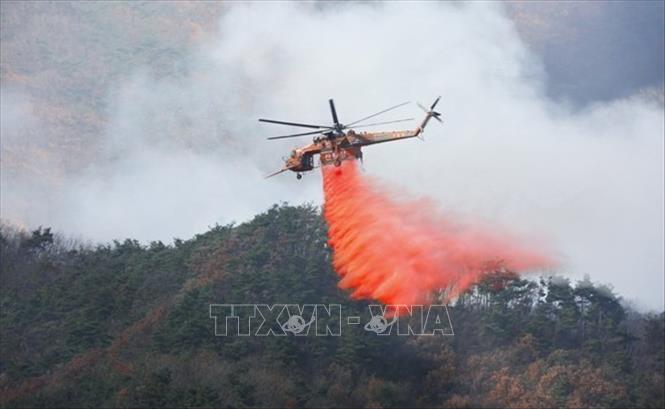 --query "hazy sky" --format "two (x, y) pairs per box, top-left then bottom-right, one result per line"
(1, 2), (663, 310)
